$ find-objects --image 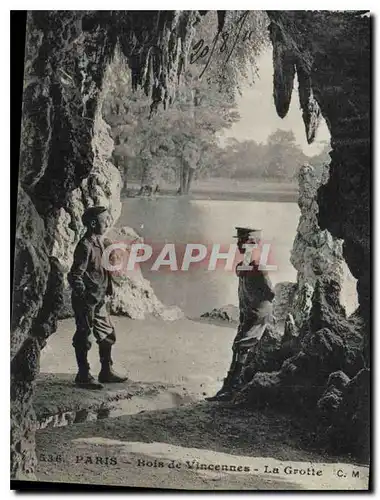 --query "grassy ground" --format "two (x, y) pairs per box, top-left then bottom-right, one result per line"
(34, 316), (369, 490)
